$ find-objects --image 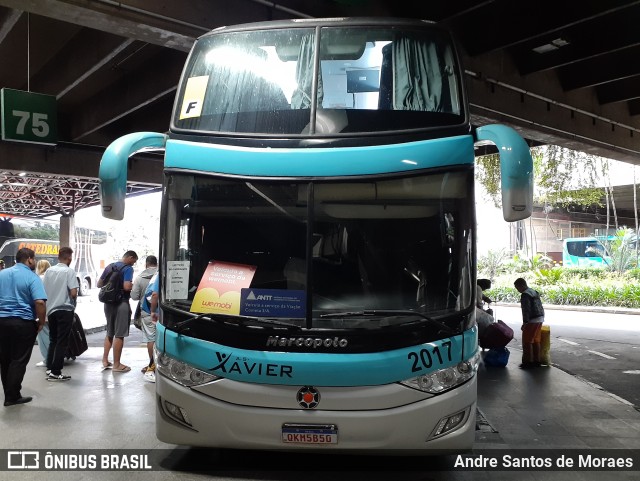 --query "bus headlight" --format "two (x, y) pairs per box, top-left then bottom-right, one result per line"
(155, 350), (219, 387)
(400, 352), (480, 394)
